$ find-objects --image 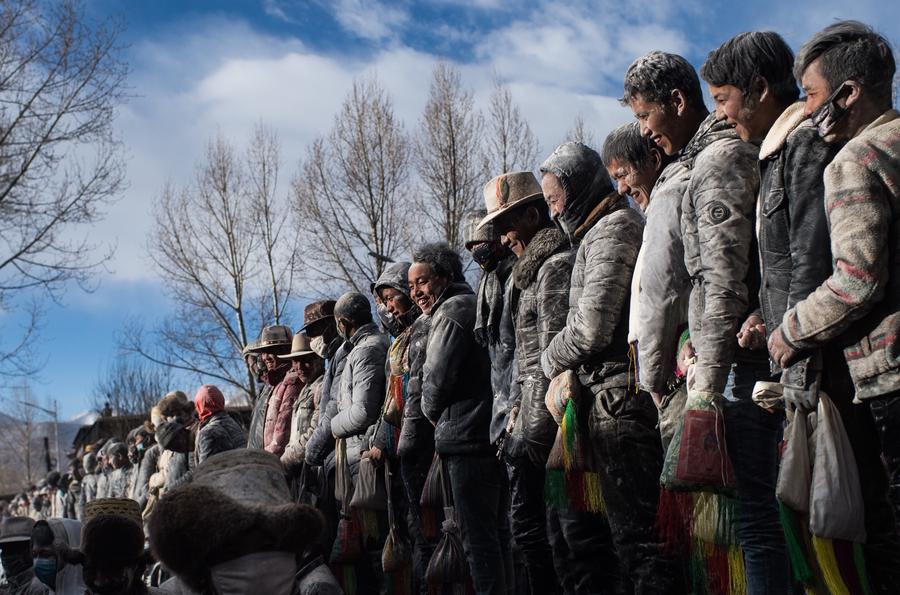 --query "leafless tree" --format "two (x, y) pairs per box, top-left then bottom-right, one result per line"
(416, 62), (486, 250)
(125, 131), (298, 401)
(91, 354), (173, 416)
(484, 76), (539, 174)
(0, 0), (127, 378)
(0, 384), (40, 487)
(565, 114), (596, 149)
(293, 75), (413, 293)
